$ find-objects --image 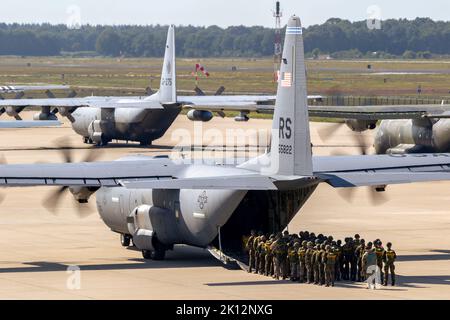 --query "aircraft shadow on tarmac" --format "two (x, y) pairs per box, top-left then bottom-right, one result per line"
(0, 246), (223, 274)
(397, 250), (450, 262)
(0, 144), (268, 154)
